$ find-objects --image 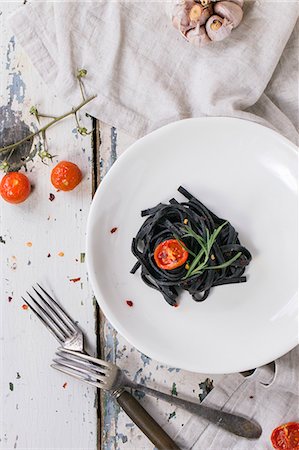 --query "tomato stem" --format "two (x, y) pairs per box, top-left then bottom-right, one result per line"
(0, 95), (97, 156)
